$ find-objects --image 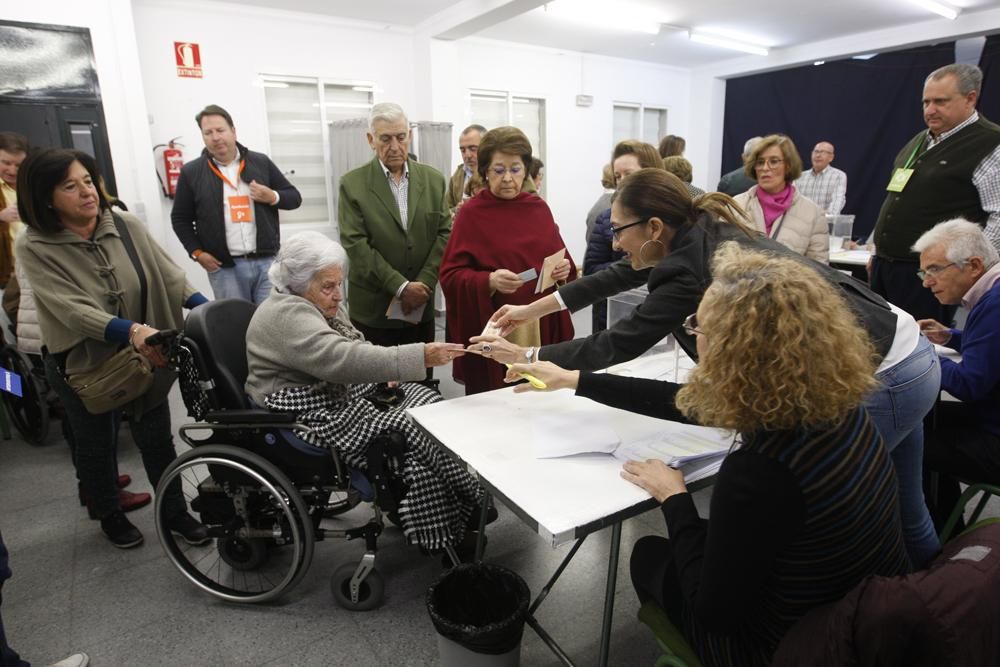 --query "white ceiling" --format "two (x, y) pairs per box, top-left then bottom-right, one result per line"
(229, 0), (1000, 67)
